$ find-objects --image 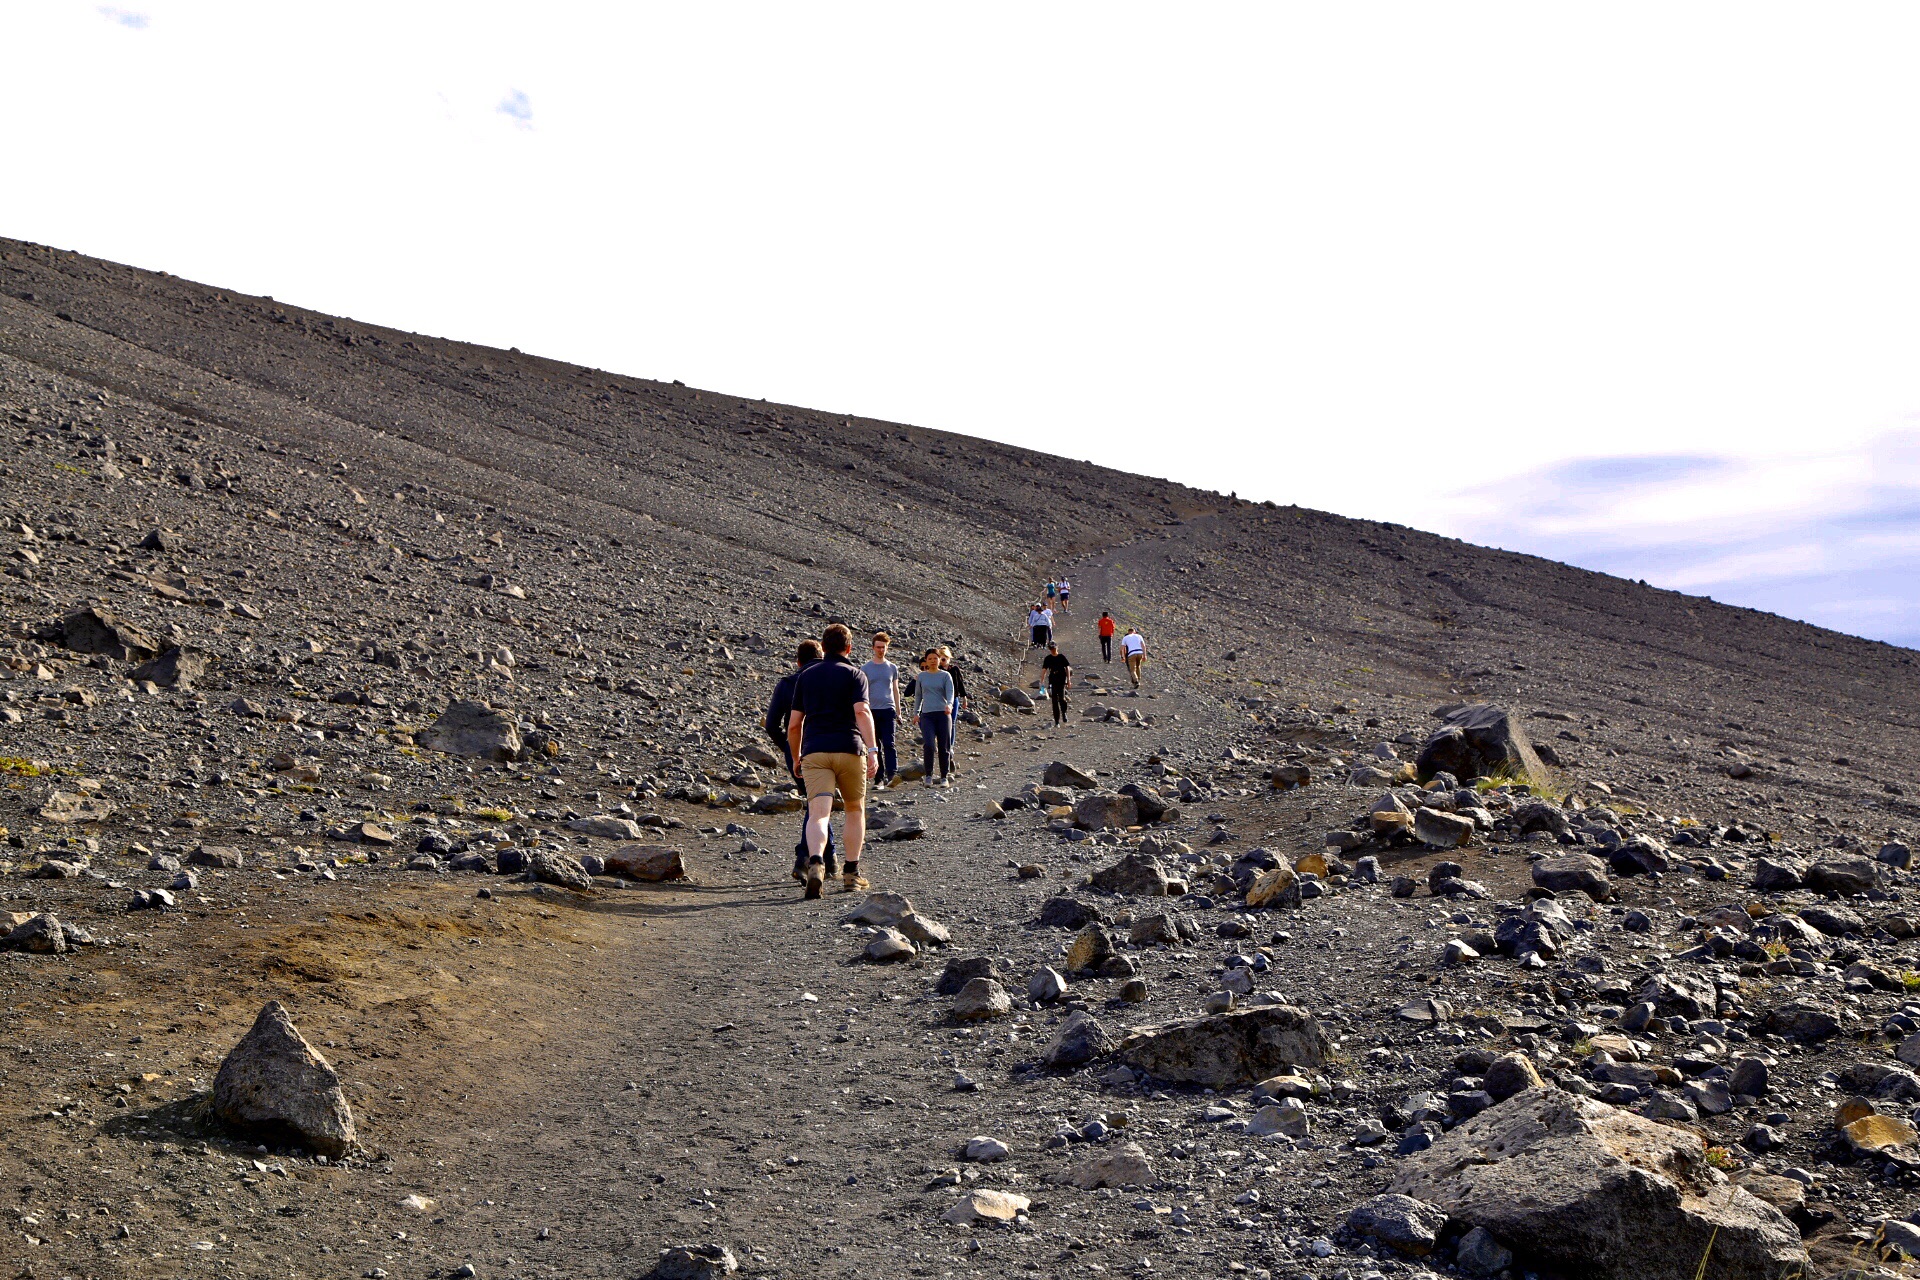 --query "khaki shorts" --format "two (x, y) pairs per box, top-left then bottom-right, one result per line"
(801, 751), (867, 810)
